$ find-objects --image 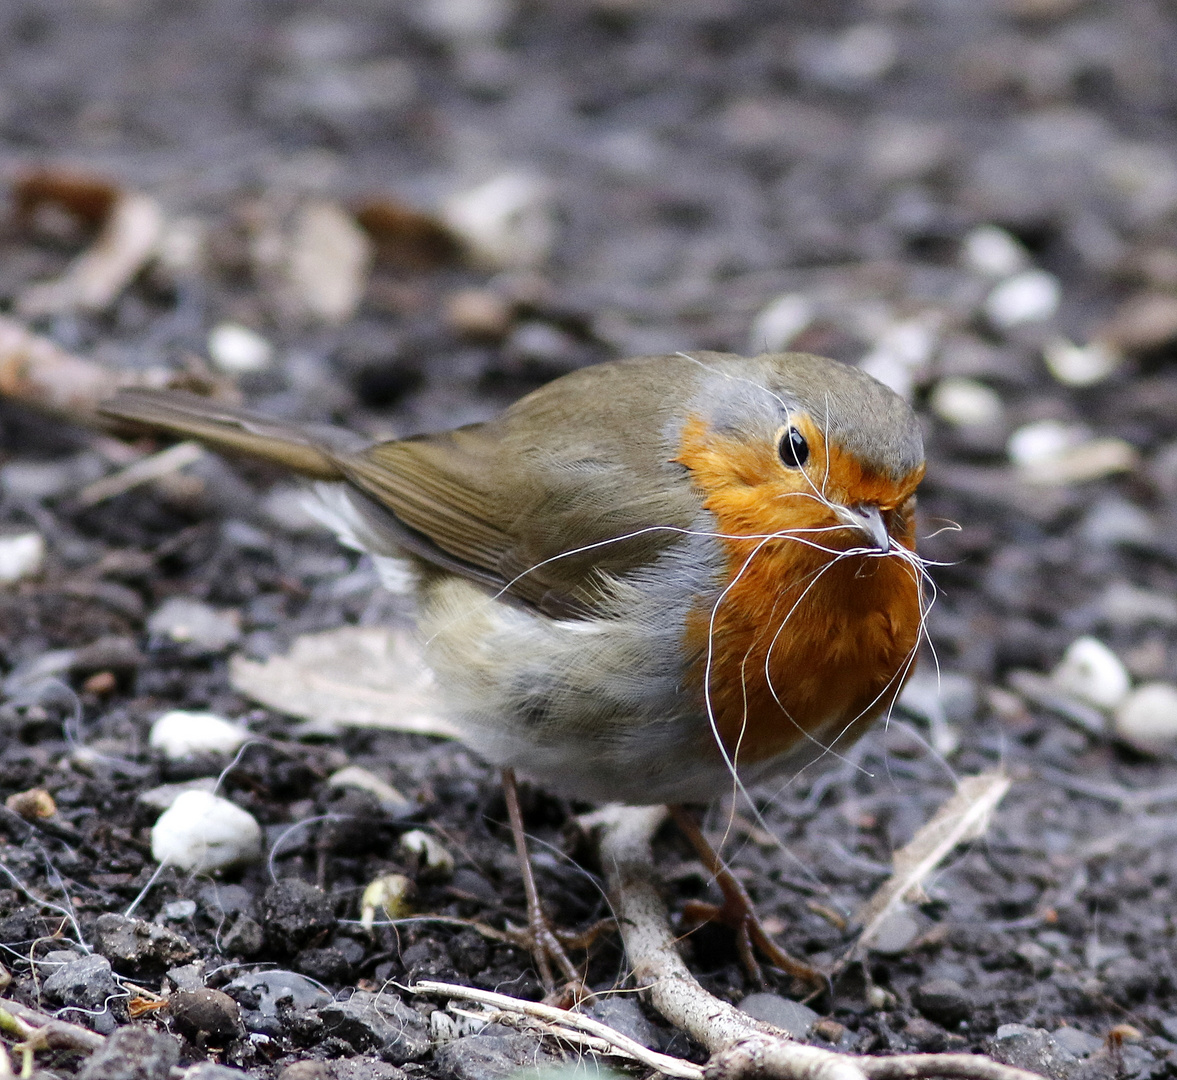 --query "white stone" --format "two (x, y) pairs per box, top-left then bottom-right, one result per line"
(985, 269), (1061, 329)
(151, 790), (262, 873)
(442, 172), (556, 270)
(0, 532), (45, 584)
(858, 315), (940, 401)
(398, 829), (455, 880)
(327, 765), (409, 809)
(961, 225), (1029, 278)
(208, 323), (273, 374)
(149, 710), (249, 760)
(1114, 683), (1177, 754)
(148, 596), (242, 651)
(748, 294), (814, 353)
(929, 378), (1004, 428)
(286, 201), (373, 325)
(1042, 337), (1121, 387)
(1007, 420), (1087, 469)
(1051, 637), (1130, 711)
